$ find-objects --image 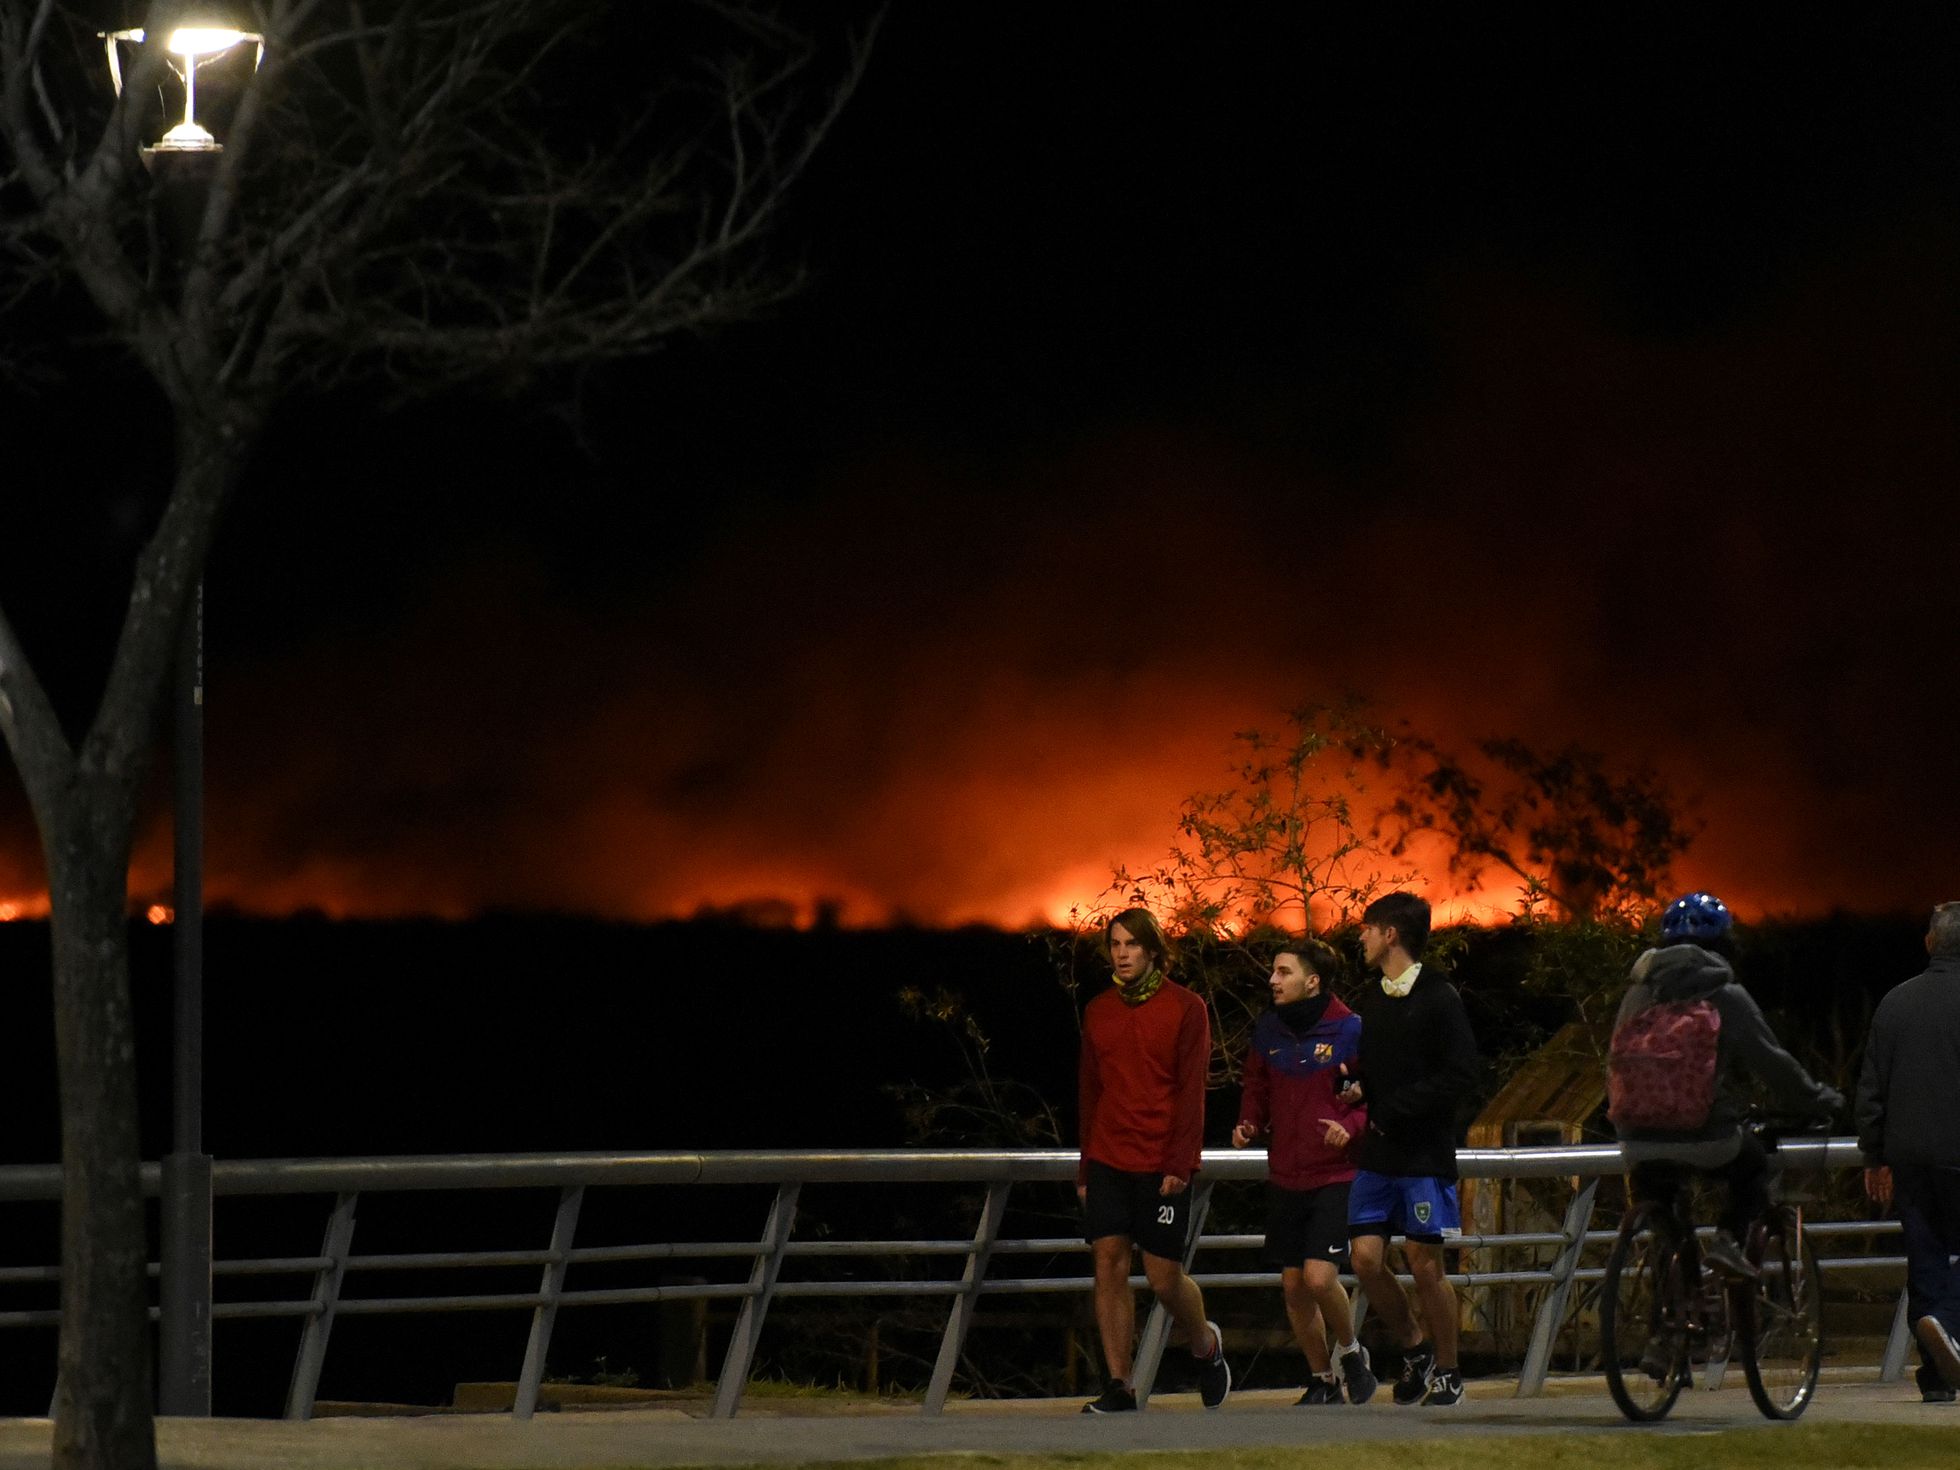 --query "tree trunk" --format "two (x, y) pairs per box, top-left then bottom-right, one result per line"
(47, 793), (157, 1470)
(0, 413), (247, 1470)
